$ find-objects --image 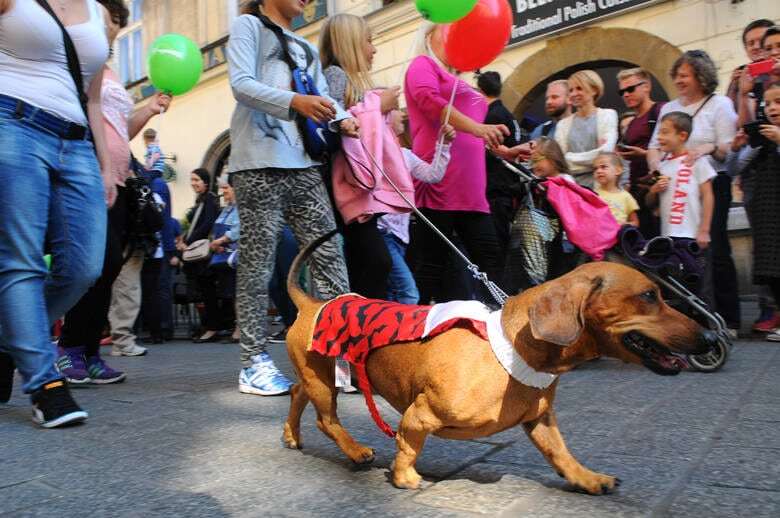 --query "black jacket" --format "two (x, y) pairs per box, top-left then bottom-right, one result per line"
(485, 100), (525, 199)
